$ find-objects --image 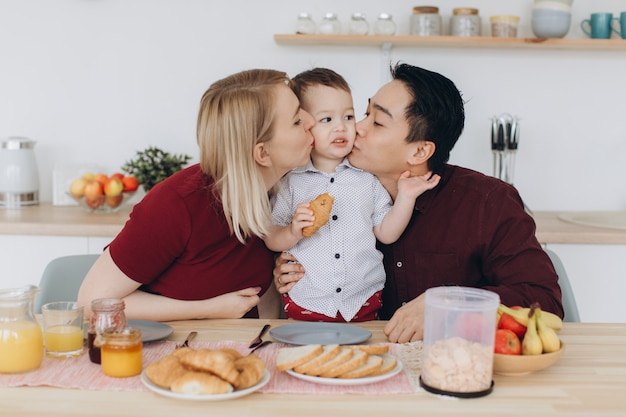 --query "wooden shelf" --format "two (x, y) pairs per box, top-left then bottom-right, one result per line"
(274, 34), (626, 51)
